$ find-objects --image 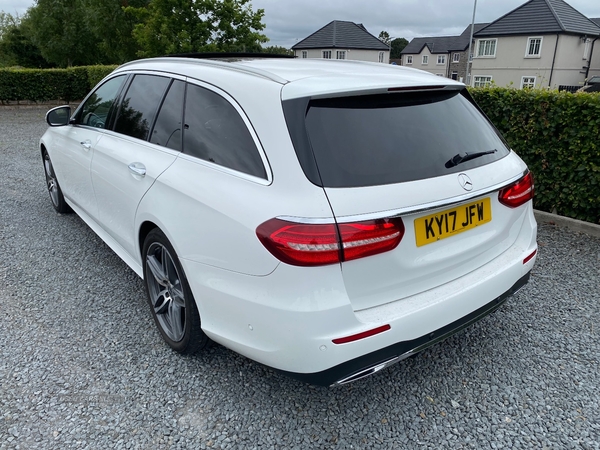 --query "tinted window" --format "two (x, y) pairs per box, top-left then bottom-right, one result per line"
(114, 75), (170, 141)
(183, 84), (266, 179)
(79, 76), (126, 129)
(150, 80), (185, 151)
(301, 90), (509, 187)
